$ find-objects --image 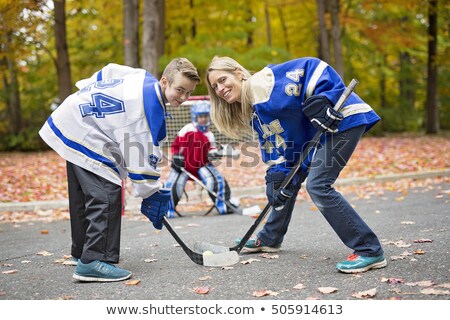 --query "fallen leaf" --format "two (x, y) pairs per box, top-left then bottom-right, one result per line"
(193, 287), (210, 294)
(252, 289), (279, 297)
(394, 240), (411, 248)
(420, 288), (450, 295)
(259, 253), (279, 259)
(241, 258), (260, 265)
(40, 230), (48, 234)
(436, 283), (450, 289)
(187, 223), (201, 227)
(413, 239), (433, 243)
(381, 277), (404, 284)
(36, 250), (53, 256)
(124, 279), (141, 286)
(21, 260), (31, 264)
(293, 283), (305, 290)
(390, 255), (406, 261)
(144, 258), (158, 263)
(199, 276), (212, 281)
(400, 221), (415, 225)
(413, 249), (426, 254)
(221, 266), (234, 270)
(405, 280), (435, 287)
(352, 288), (377, 299)
(53, 258), (65, 264)
(2, 270), (17, 275)
(318, 287), (338, 294)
